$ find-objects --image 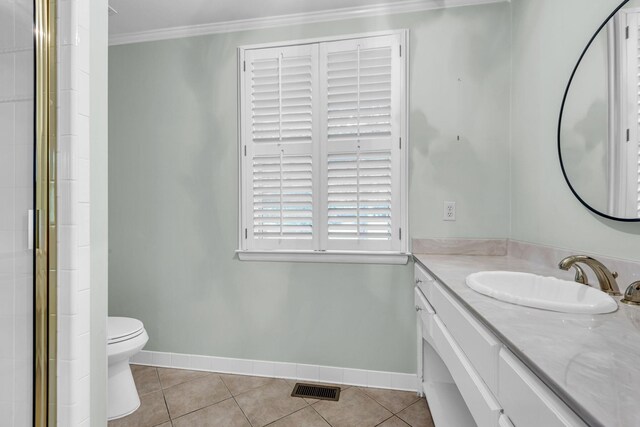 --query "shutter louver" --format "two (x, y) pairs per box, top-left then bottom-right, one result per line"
(321, 35), (402, 251)
(251, 55), (314, 144)
(327, 151), (393, 240)
(327, 47), (393, 141)
(252, 154), (313, 239)
(244, 44), (319, 250)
